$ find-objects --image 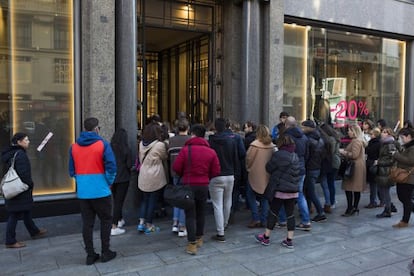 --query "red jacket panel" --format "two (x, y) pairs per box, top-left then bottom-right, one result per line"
(173, 137), (220, 186)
